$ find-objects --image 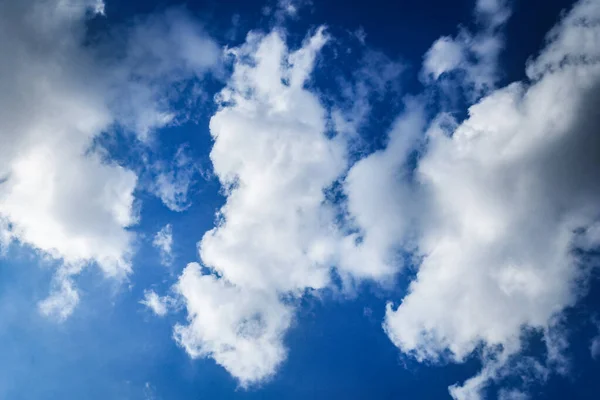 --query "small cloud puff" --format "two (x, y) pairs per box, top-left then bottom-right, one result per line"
(153, 224), (174, 267)
(140, 290), (174, 317)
